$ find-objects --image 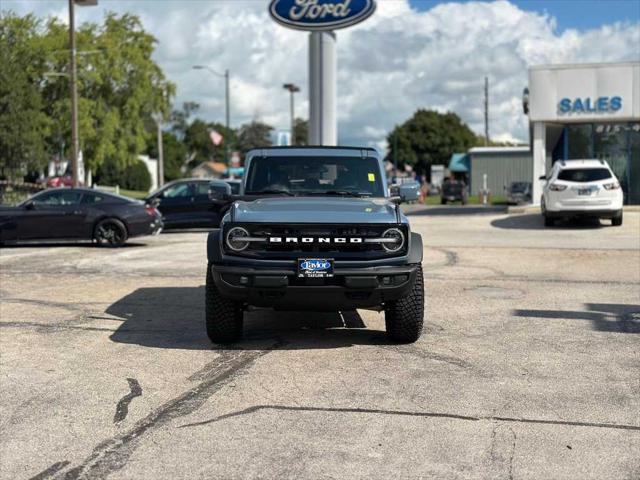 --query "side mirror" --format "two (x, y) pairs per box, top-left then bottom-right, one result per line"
(539, 175), (547, 181)
(209, 180), (232, 203)
(24, 201), (35, 210)
(398, 183), (420, 203)
(148, 197), (161, 207)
